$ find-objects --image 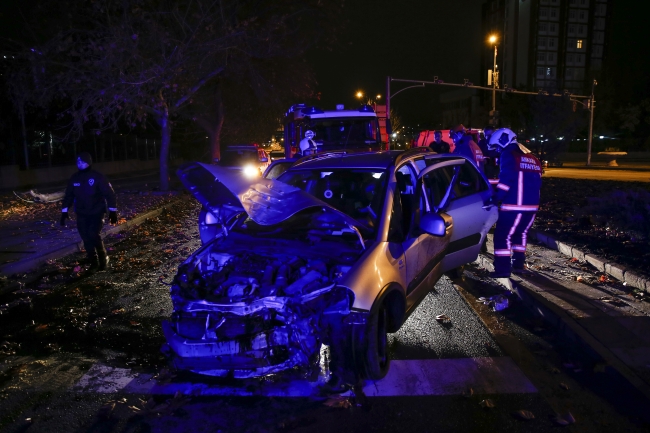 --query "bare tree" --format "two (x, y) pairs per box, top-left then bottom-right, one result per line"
(28, 0), (337, 190)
